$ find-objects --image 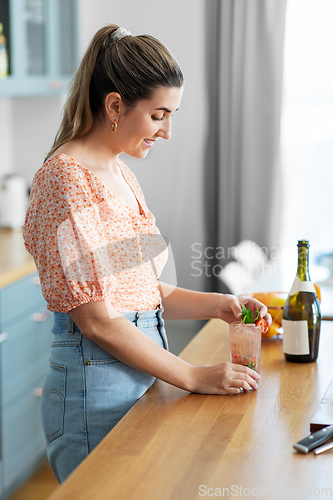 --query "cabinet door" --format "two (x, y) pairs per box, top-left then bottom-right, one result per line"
(2, 374), (47, 492)
(1, 306), (53, 406)
(24, 0), (47, 76)
(0, 459), (4, 498)
(0, 339), (5, 499)
(57, 0), (78, 76)
(0, 273), (45, 326)
(0, 0), (78, 97)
